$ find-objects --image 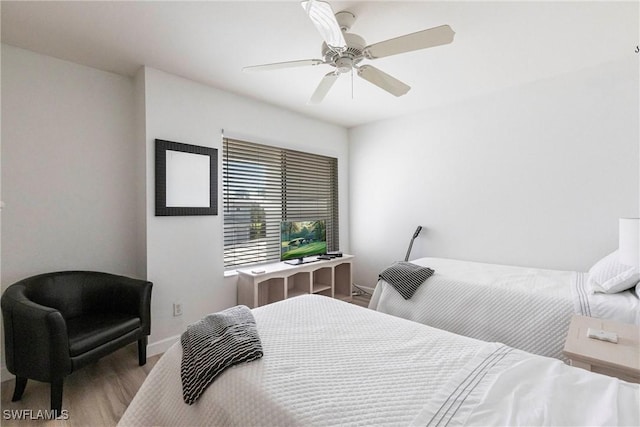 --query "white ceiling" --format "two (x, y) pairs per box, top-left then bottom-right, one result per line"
(1, 1), (637, 128)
